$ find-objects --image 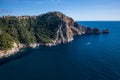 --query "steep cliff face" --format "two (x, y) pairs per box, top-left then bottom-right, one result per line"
(41, 12), (85, 44)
